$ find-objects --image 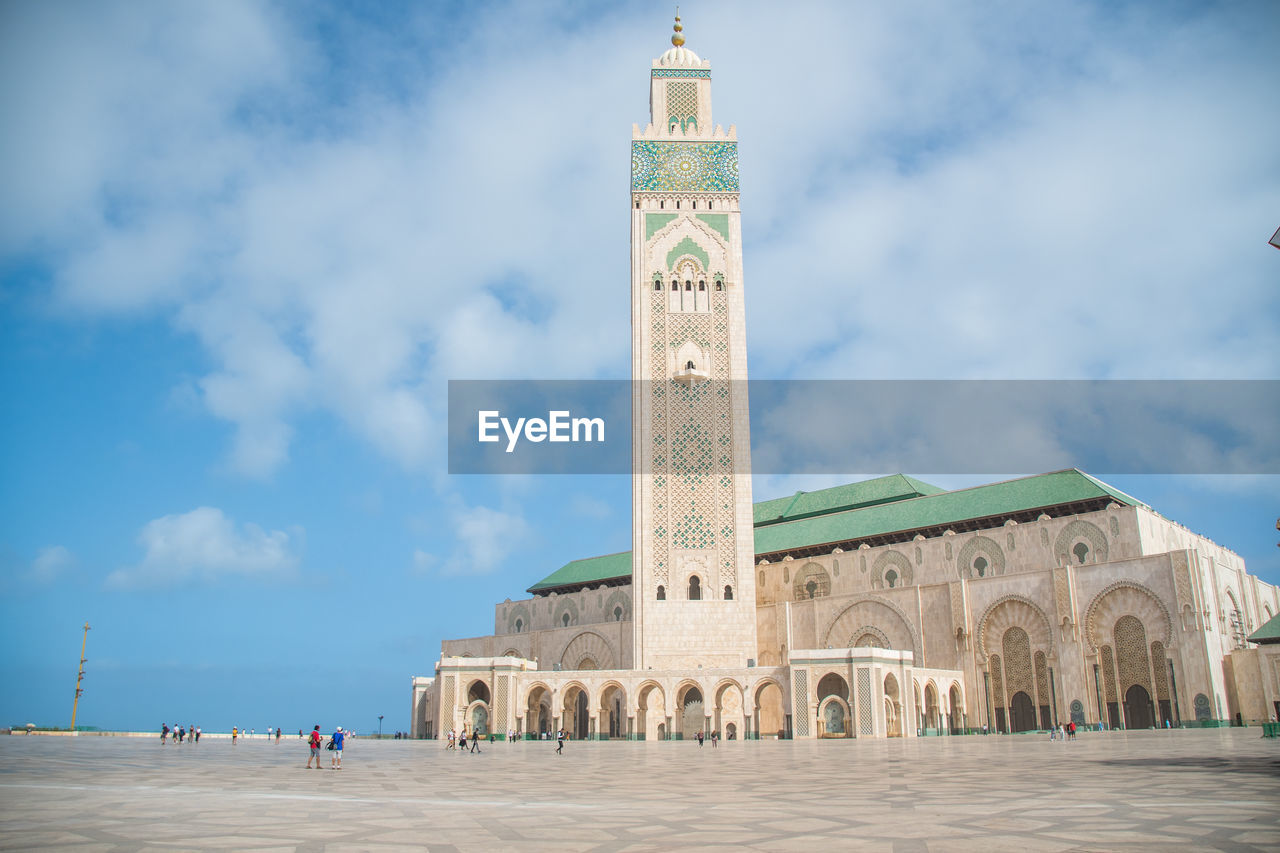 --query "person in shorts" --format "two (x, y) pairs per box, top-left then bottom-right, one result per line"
(306, 725), (323, 769)
(330, 726), (345, 769)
